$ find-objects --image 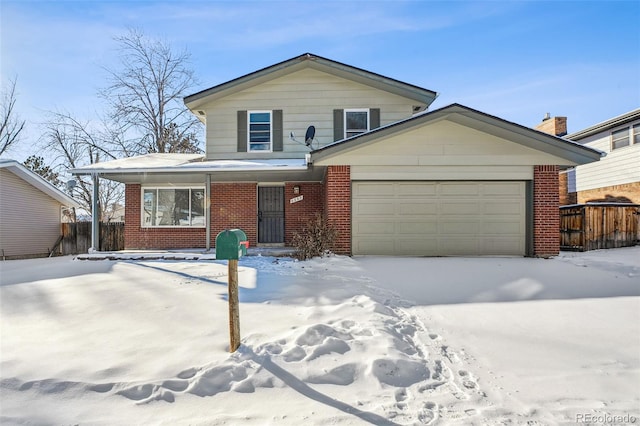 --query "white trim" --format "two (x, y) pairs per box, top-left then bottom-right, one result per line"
(141, 186), (206, 228)
(248, 110), (273, 153)
(344, 108), (370, 139)
(70, 156), (308, 175)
